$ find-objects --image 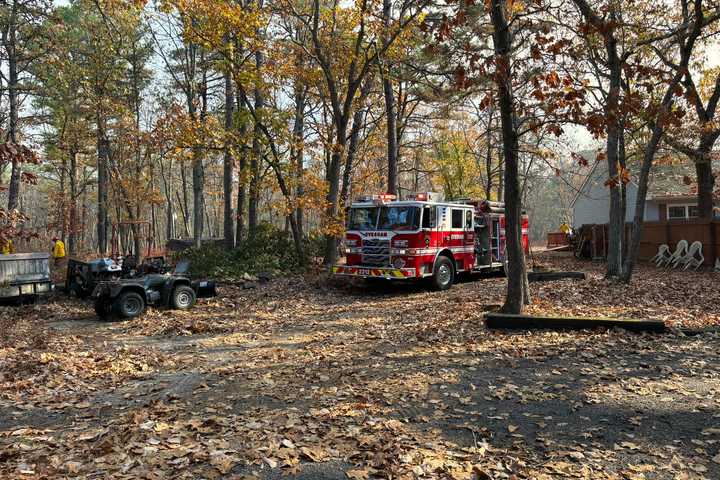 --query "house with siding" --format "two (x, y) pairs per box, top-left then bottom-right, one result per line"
(572, 151), (719, 228)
